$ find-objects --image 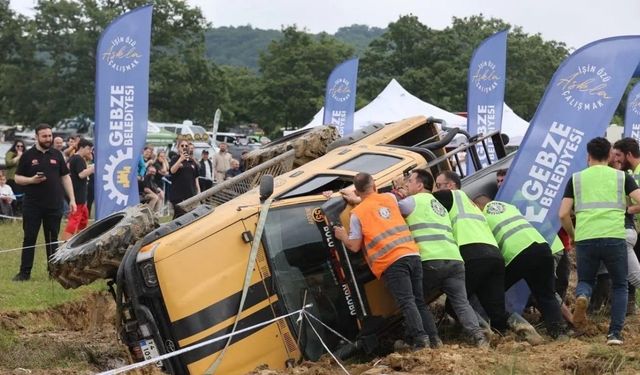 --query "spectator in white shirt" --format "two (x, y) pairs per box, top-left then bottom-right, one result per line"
(0, 171), (16, 218)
